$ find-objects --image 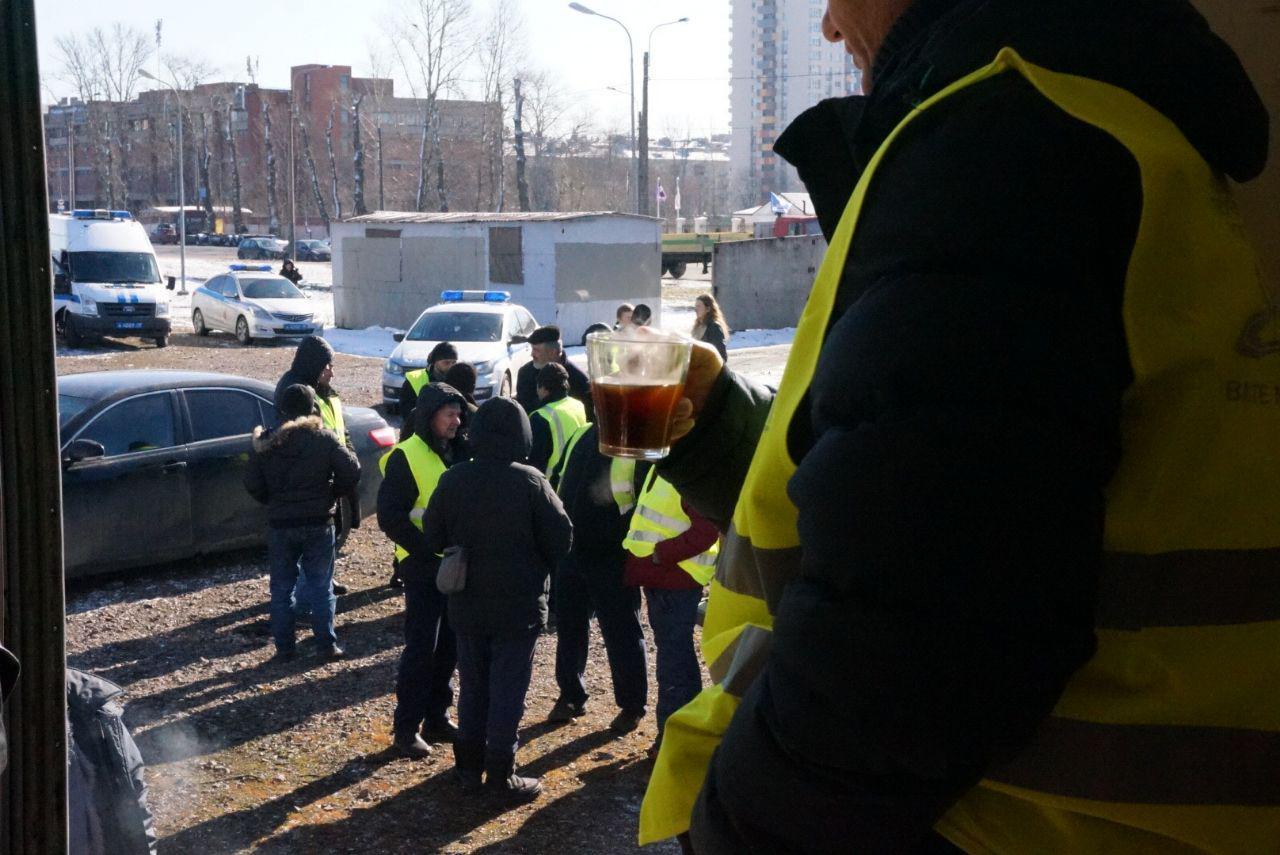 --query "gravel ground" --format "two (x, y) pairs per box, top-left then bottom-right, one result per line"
(58, 300), (734, 854)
